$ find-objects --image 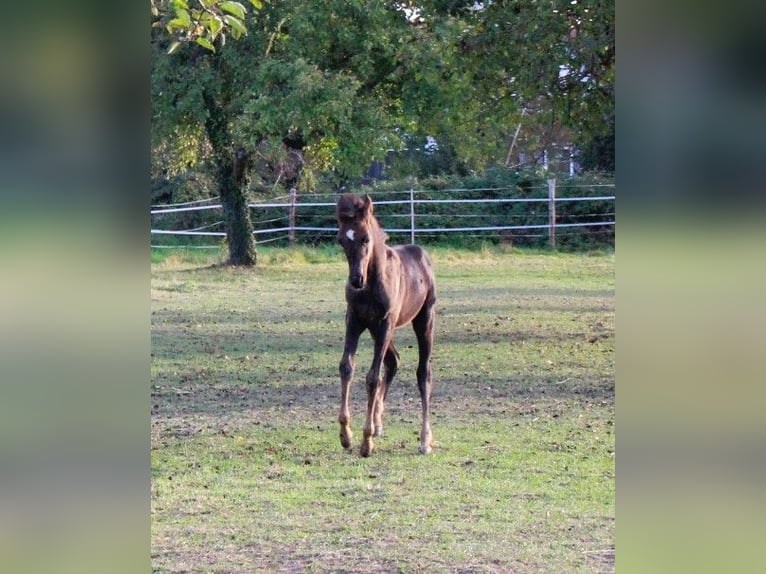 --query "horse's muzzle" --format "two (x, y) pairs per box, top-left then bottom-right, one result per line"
(349, 275), (364, 289)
